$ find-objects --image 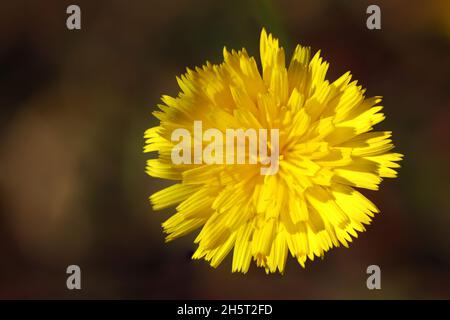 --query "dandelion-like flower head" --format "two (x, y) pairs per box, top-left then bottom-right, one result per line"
(145, 29), (402, 273)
